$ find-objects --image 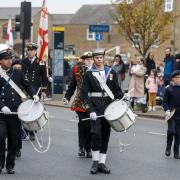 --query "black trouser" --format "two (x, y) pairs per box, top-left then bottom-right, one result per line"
(17, 120), (22, 150)
(76, 112), (91, 151)
(0, 115), (19, 169)
(90, 117), (111, 154)
(167, 113), (180, 155)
